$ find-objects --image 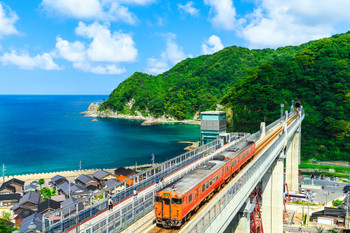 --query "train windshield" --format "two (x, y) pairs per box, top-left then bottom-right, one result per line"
(155, 196), (162, 202)
(172, 198), (182, 205)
